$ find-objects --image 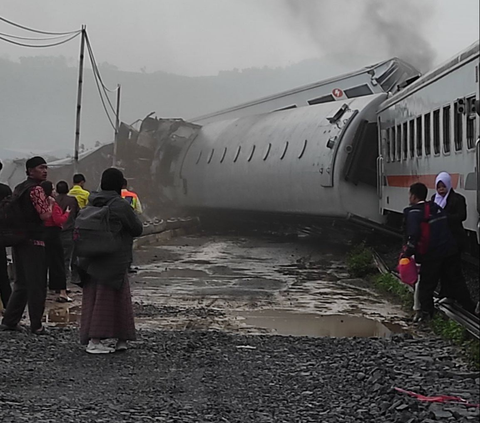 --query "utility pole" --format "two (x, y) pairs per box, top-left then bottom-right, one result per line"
(112, 84), (121, 167)
(73, 25), (86, 175)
